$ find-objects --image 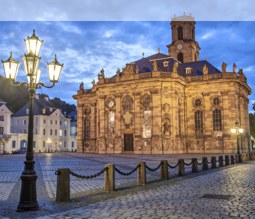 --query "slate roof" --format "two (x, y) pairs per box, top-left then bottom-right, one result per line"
(12, 97), (58, 117)
(129, 53), (221, 76)
(67, 110), (77, 122)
